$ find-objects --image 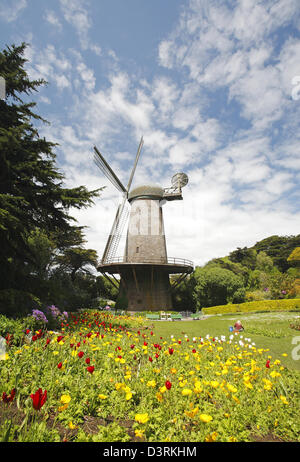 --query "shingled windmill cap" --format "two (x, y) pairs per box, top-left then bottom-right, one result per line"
(128, 184), (164, 202)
